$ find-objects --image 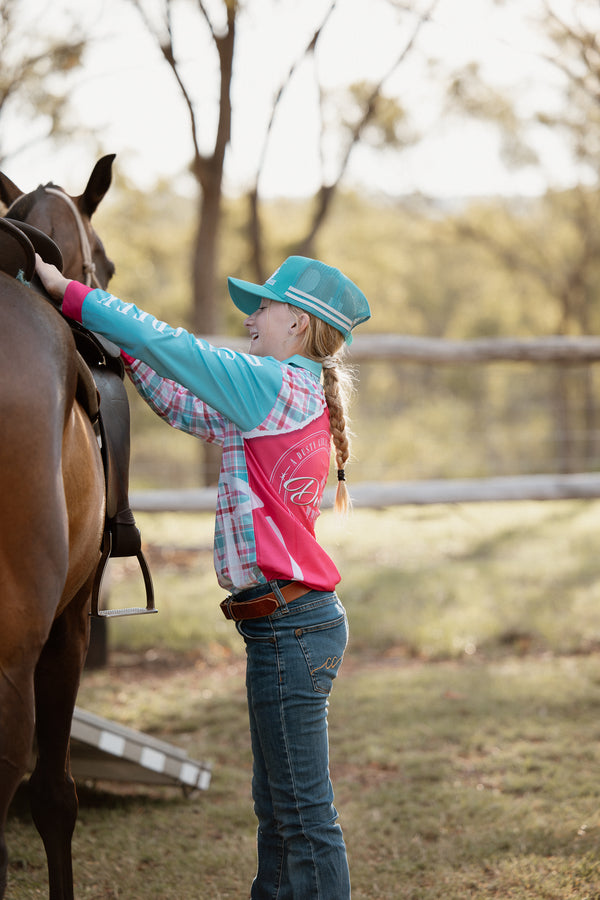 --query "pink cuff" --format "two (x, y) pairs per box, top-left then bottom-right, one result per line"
(62, 280), (92, 323)
(121, 350), (136, 366)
